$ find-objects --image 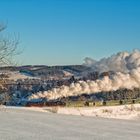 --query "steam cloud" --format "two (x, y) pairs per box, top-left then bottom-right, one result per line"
(29, 50), (140, 100)
(83, 50), (140, 73)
